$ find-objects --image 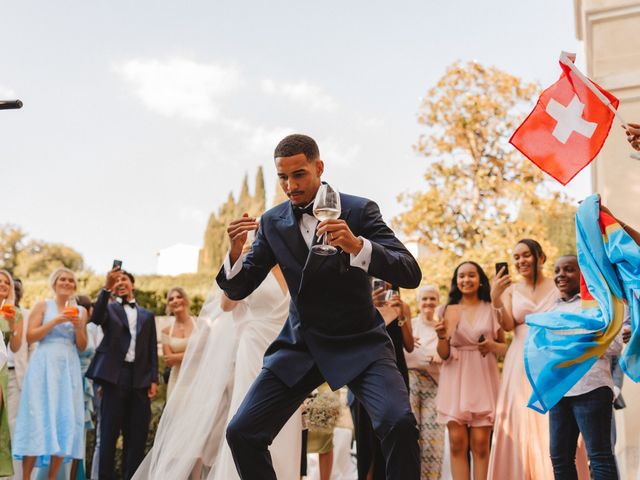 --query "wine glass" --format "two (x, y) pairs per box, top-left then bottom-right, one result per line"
(311, 184), (341, 256)
(384, 288), (400, 303)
